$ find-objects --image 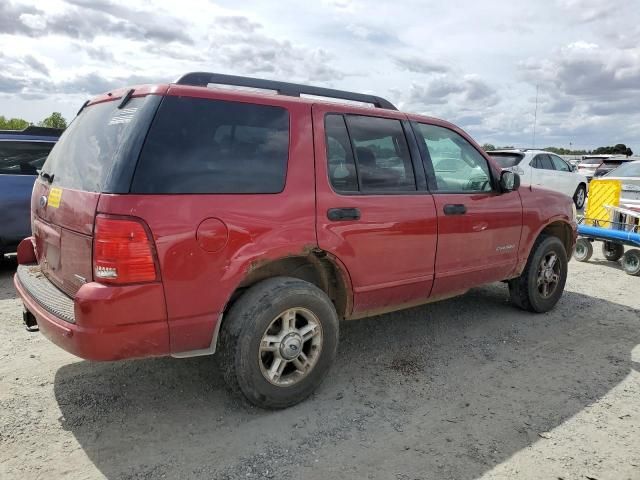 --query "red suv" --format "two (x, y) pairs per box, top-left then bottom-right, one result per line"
(14, 73), (577, 408)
